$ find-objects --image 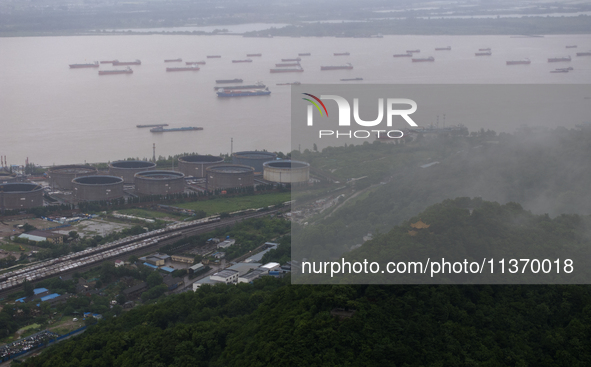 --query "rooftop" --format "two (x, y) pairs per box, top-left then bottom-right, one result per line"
(213, 269), (239, 278)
